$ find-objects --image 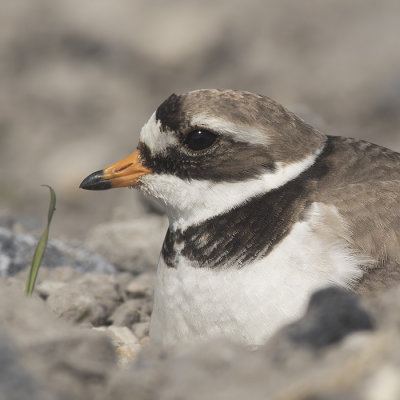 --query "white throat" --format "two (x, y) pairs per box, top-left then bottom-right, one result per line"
(139, 144), (325, 231)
